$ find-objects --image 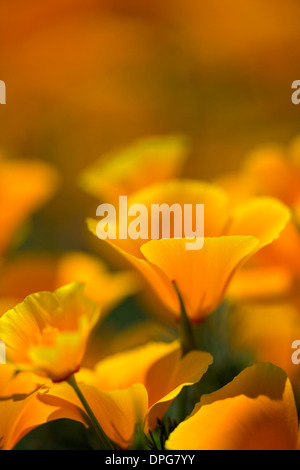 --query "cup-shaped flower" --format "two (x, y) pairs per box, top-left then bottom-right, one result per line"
(165, 363), (299, 450)
(88, 180), (290, 322)
(0, 283), (100, 382)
